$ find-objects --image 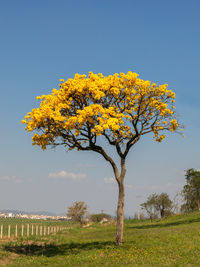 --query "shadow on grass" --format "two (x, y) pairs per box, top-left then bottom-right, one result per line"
(128, 217), (200, 229)
(4, 241), (115, 257)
